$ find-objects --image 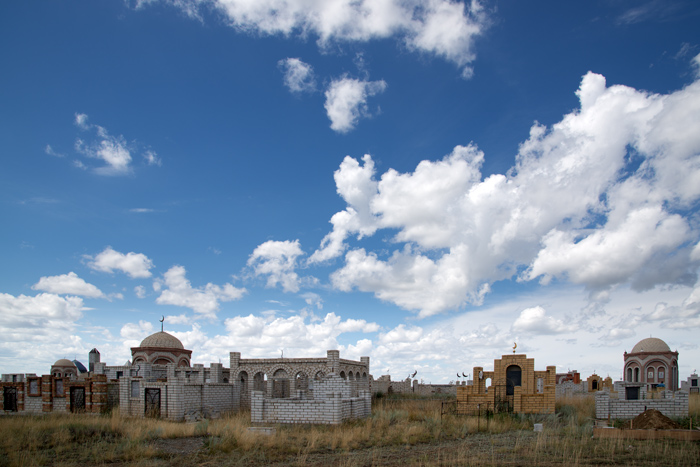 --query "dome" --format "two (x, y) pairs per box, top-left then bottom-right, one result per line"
(631, 337), (671, 353)
(53, 358), (77, 367)
(139, 331), (184, 349)
(73, 360), (88, 373)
